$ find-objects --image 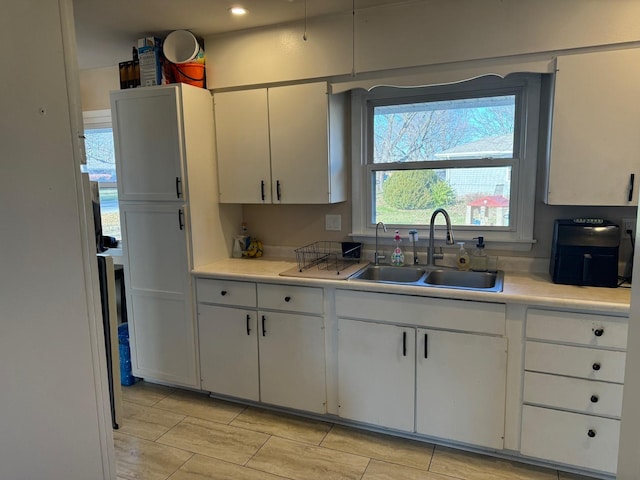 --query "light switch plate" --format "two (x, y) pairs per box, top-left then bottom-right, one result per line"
(325, 214), (341, 231)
